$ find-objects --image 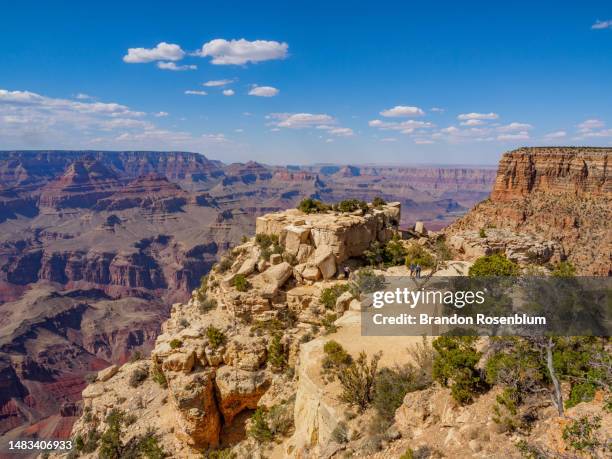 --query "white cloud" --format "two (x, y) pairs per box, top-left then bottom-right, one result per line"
(157, 62), (197, 71)
(328, 127), (354, 137)
(75, 93), (93, 100)
(270, 113), (335, 129)
(460, 119), (485, 126)
(248, 85), (279, 97)
(577, 119), (604, 131)
(196, 38), (288, 65)
(457, 112), (499, 121)
(497, 122), (533, 132)
(592, 20), (612, 30)
(368, 119), (434, 133)
(222, 89), (235, 96)
(203, 79), (234, 87)
(543, 130), (567, 139)
(380, 105), (425, 117)
(184, 90), (207, 96)
(123, 42), (185, 63)
(430, 107), (445, 113)
(497, 131), (530, 141)
(154, 111), (168, 117)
